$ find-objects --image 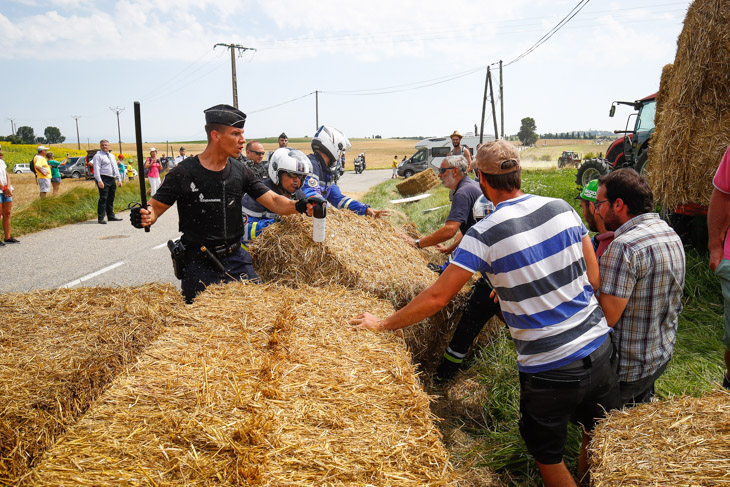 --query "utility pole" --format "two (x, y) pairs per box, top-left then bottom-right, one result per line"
(7, 119), (16, 136)
(214, 43), (257, 109)
(315, 90), (319, 130)
(499, 60), (504, 139)
(110, 107), (124, 155)
(479, 68), (489, 145)
(488, 69), (499, 140)
(72, 116), (81, 150)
